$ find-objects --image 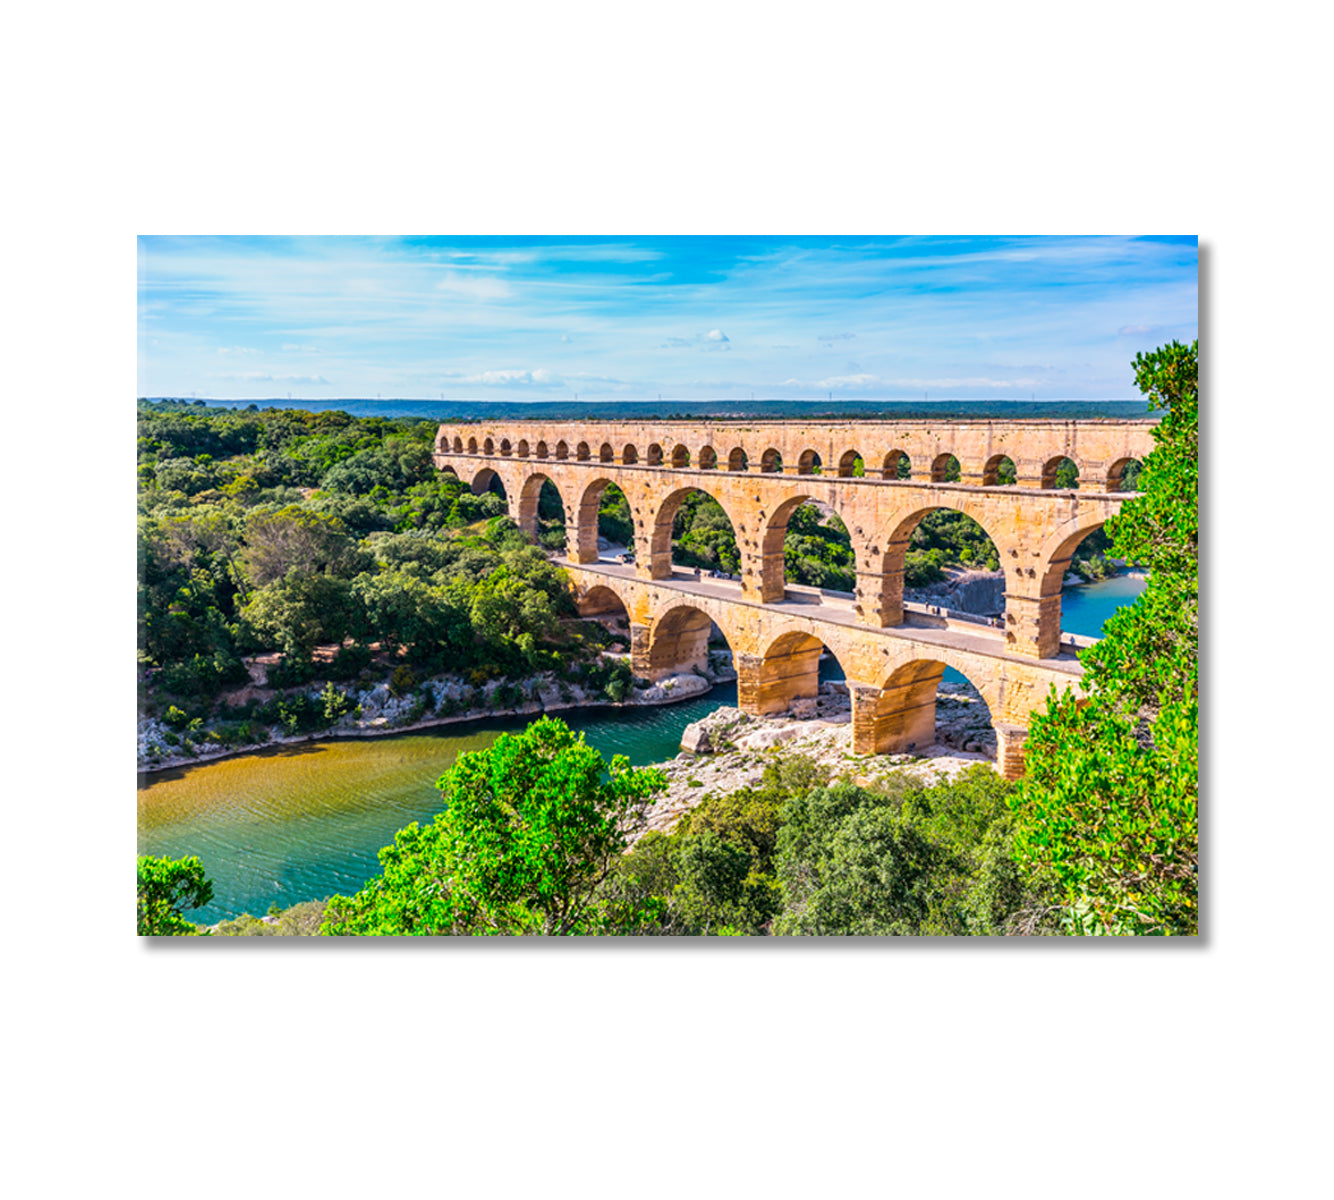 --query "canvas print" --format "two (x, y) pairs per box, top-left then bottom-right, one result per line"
(136, 235), (1198, 936)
